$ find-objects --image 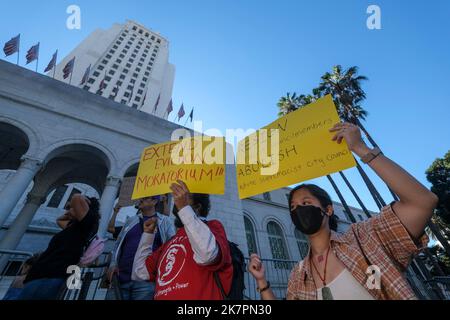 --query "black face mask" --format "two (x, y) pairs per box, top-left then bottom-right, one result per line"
(172, 206), (184, 228)
(290, 205), (326, 235)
